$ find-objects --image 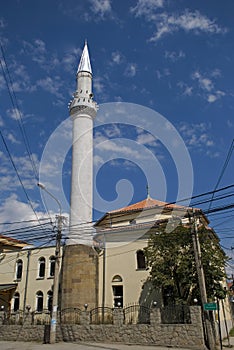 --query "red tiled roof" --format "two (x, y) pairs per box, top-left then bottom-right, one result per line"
(110, 196), (185, 214)
(0, 234), (28, 246)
